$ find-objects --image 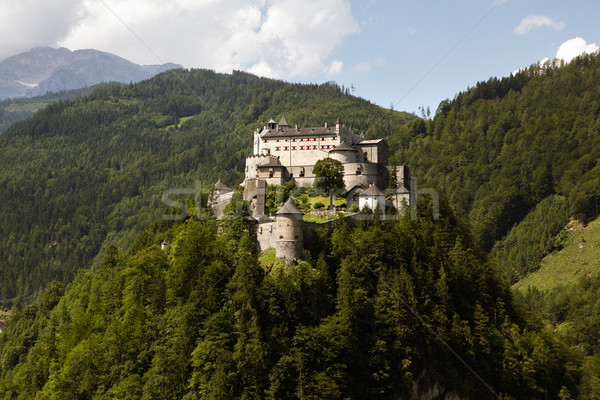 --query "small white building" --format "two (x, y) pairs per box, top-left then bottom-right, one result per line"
(358, 183), (385, 211)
